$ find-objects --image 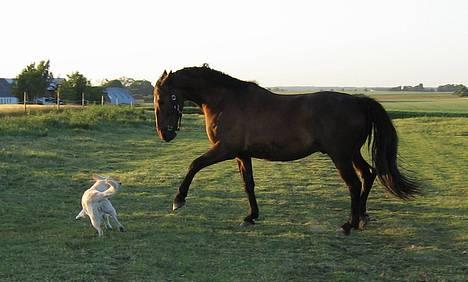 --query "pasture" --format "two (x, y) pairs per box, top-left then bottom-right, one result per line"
(0, 94), (467, 280)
